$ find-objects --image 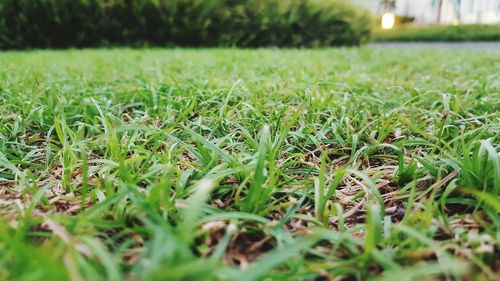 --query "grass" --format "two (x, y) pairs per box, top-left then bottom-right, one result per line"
(0, 48), (499, 281)
(373, 24), (500, 42)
